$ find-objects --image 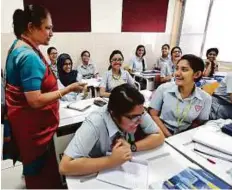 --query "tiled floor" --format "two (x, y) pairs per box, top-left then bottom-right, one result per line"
(1, 160), (26, 189)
